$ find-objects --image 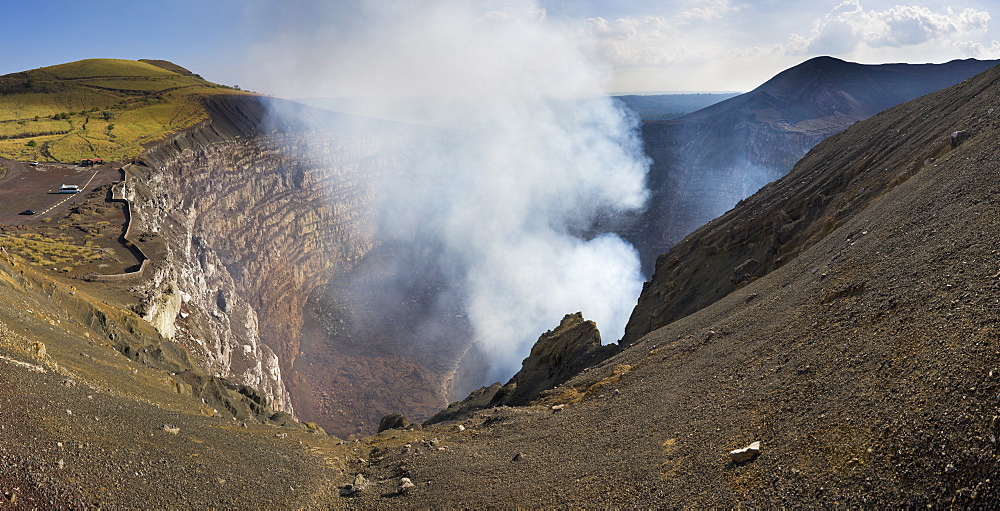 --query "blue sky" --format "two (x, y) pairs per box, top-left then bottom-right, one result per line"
(3, 0), (999, 96)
